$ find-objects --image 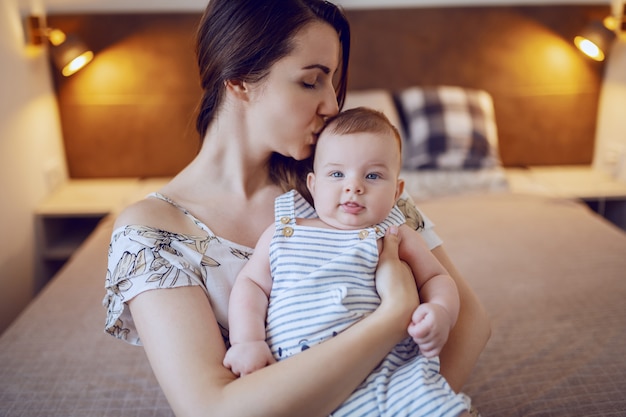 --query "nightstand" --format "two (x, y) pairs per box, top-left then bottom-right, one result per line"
(34, 178), (169, 291)
(506, 166), (626, 231)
